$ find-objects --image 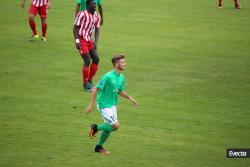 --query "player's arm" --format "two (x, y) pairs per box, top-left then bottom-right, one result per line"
(73, 25), (82, 50)
(86, 87), (99, 114)
(20, 0), (26, 8)
(87, 76), (107, 113)
(94, 13), (101, 49)
(94, 27), (100, 49)
(97, 4), (103, 25)
(47, 0), (51, 9)
(73, 12), (84, 50)
(119, 91), (137, 106)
